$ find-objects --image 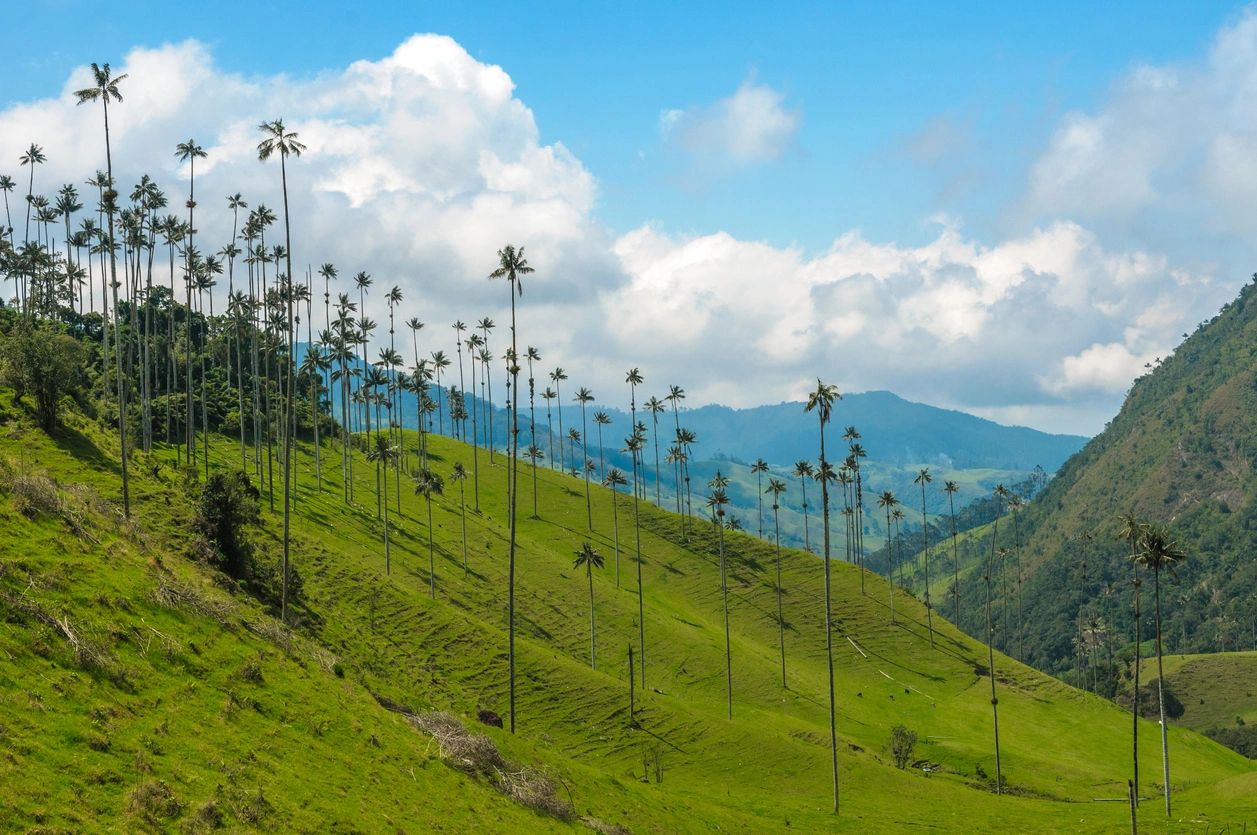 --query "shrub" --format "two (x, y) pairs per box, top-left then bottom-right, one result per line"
(888, 724), (917, 769)
(195, 471), (260, 579)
